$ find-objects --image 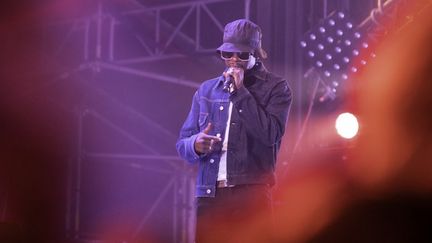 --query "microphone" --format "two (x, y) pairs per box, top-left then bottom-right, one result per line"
(223, 67), (234, 92)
